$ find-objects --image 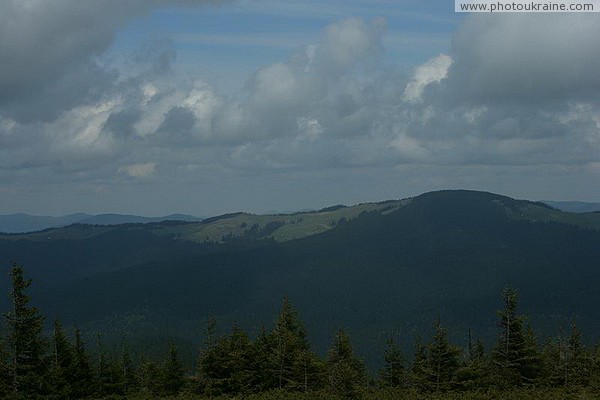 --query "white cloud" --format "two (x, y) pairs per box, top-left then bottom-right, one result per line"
(251, 63), (299, 106)
(403, 54), (452, 103)
(296, 117), (323, 142)
(181, 81), (222, 138)
(315, 17), (382, 74)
